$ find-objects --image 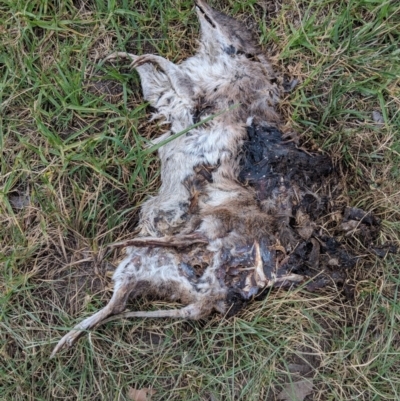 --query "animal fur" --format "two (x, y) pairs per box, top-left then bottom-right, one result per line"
(51, 0), (378, 357)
